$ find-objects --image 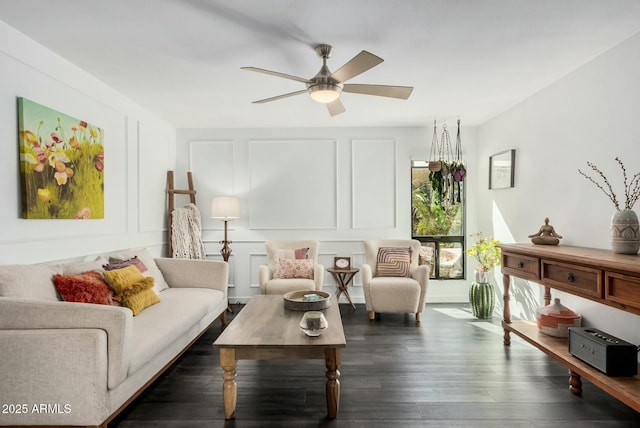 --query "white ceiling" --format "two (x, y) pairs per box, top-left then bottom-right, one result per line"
(1, 0), (640, 129)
